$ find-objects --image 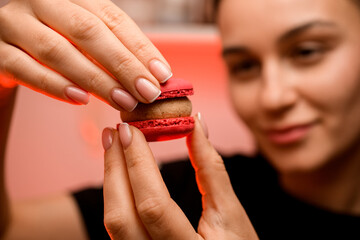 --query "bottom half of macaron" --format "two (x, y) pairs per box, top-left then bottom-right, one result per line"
(126, 117), (194, 141)
(120, 97), (194, 142)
